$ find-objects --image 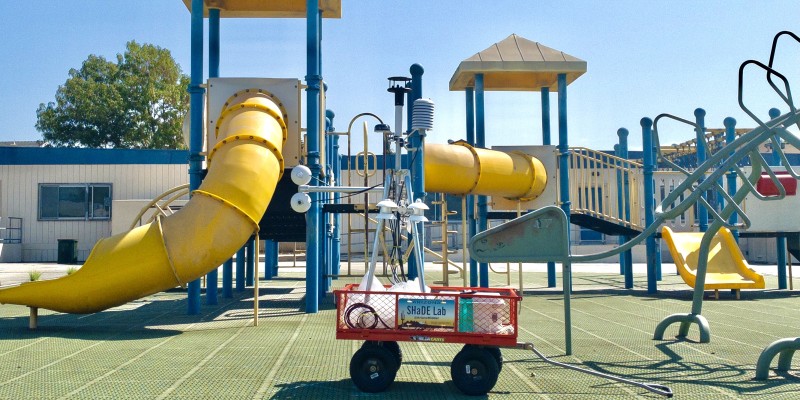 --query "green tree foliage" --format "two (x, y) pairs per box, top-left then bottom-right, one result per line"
(36, 41), (189, 149)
